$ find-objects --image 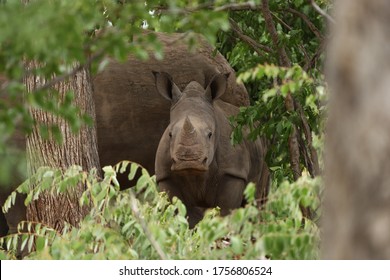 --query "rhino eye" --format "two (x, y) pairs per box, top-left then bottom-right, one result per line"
(169, 132), (172, 138)
(207, 132), (212, 139)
